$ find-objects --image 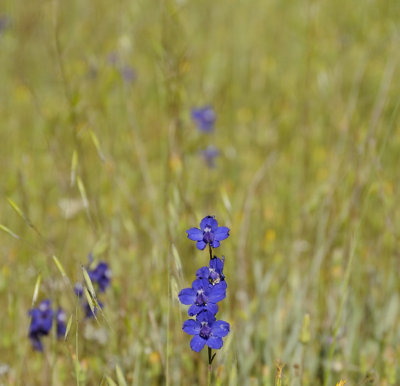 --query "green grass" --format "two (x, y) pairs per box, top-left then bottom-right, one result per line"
(1, 0), (400, 384)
